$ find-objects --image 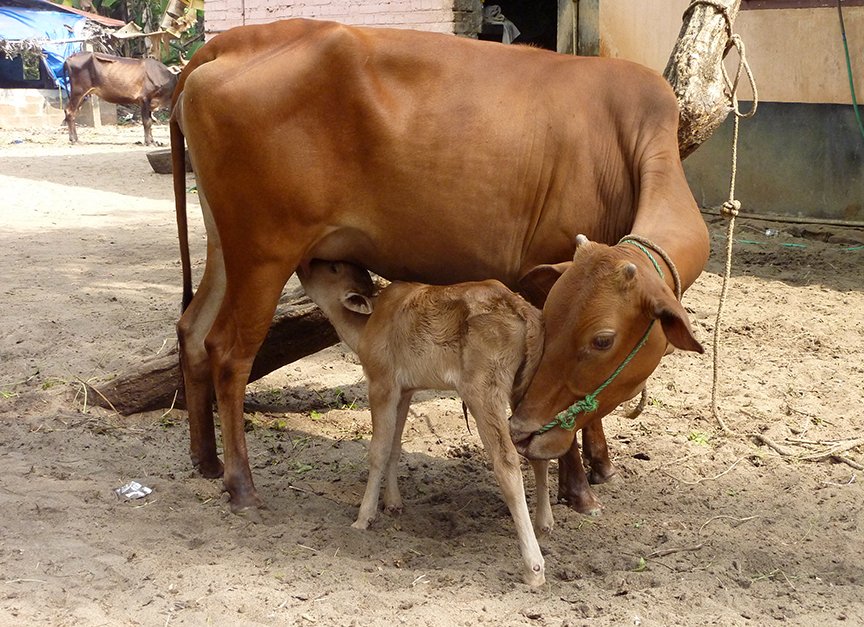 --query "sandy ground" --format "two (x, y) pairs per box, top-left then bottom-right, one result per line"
(1, 123), (863, 626)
